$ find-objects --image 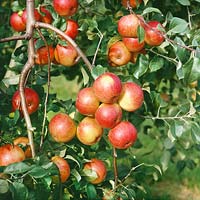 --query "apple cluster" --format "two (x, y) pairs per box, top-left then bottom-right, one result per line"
(108, 0), (165, 67)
